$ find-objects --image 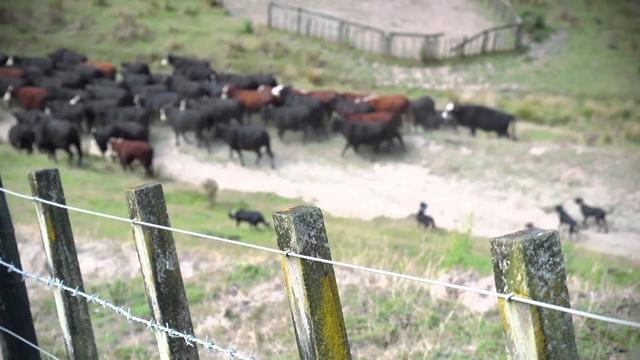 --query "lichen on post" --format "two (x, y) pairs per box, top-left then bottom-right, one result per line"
(126, 183), (199, 360)
(273, 206), (351, 360)
(490, 229), (578, 359)
(28, 168), (98, 360)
